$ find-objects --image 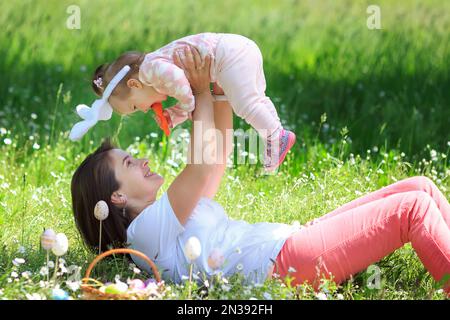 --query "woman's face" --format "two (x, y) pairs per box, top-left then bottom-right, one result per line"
(109, 148), (164, 209)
